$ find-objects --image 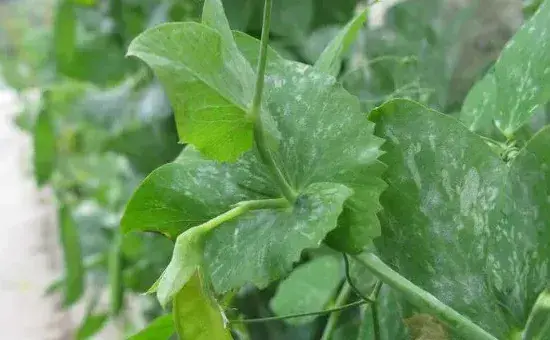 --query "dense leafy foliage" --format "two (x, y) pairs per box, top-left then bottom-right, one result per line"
(3, 0), (550, 339)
